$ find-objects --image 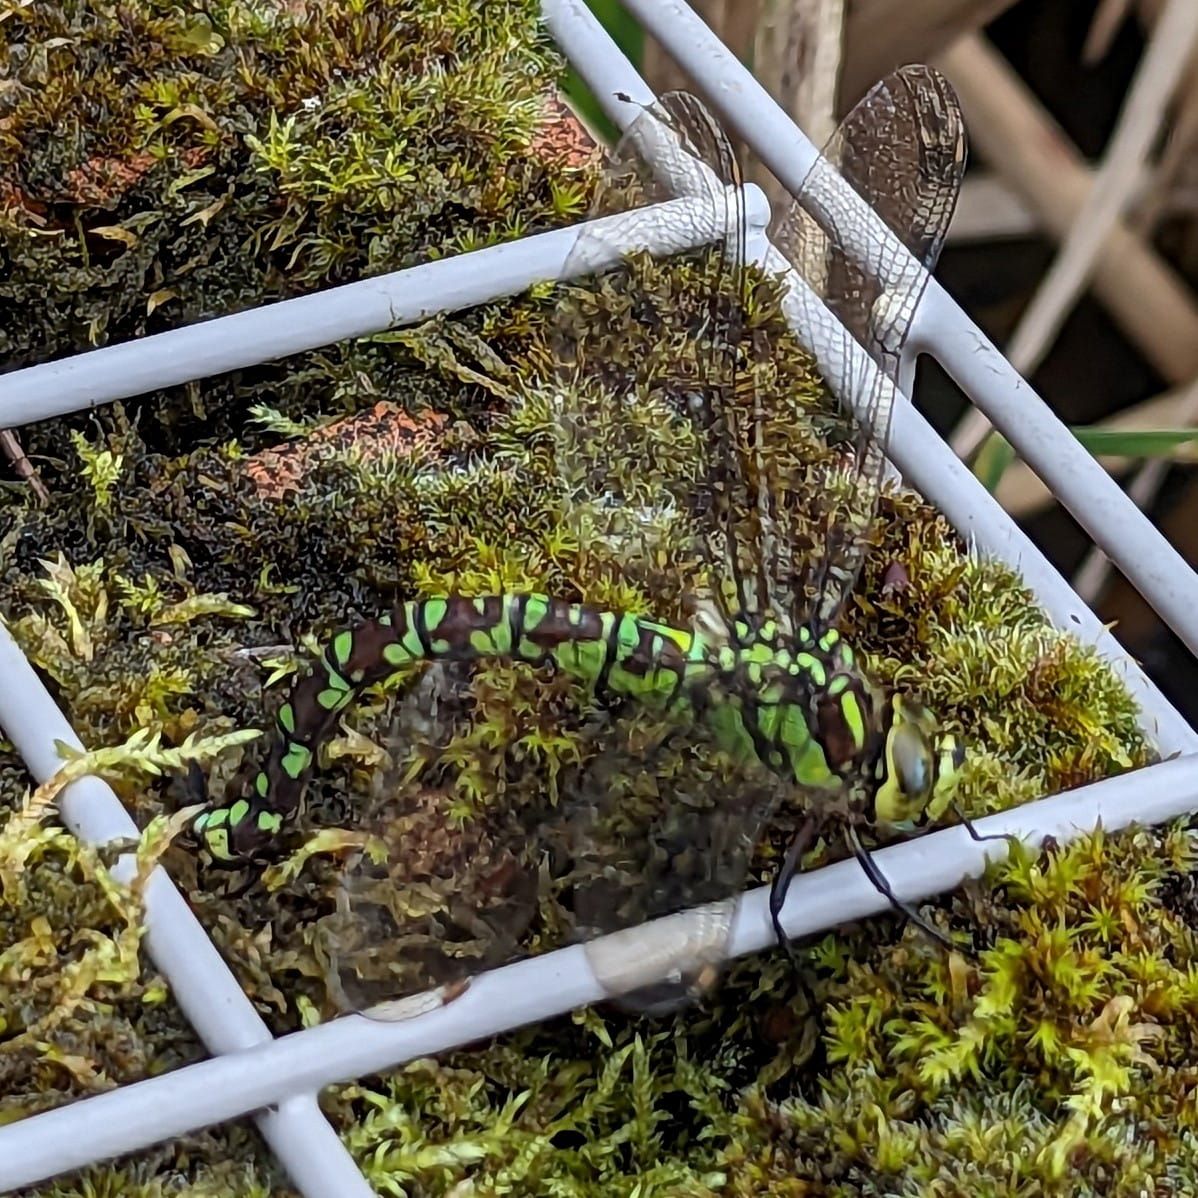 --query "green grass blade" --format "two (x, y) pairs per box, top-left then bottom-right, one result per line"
(1070, 427), (1198, 461)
